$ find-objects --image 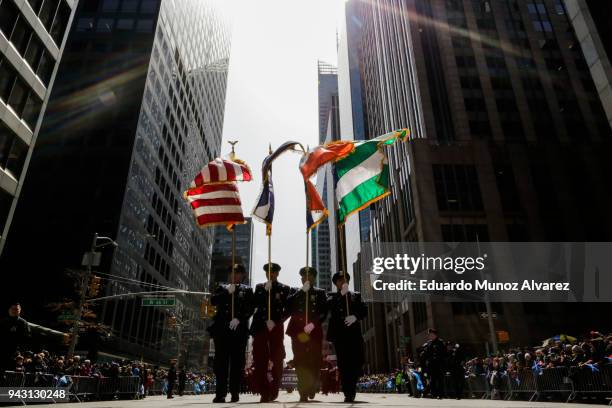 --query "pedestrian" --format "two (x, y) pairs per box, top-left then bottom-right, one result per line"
(178, 366), (187, 396)
(208, 264), (254, 403)
(167, 360), (177, 399)
(250, 262), (292, 402)
(1, 302), (31, 374)
(422, 328), (446, 399)
(446, 341), (464, 399)
(286, 266), (328, 402)
(326, 272), (367, 402)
